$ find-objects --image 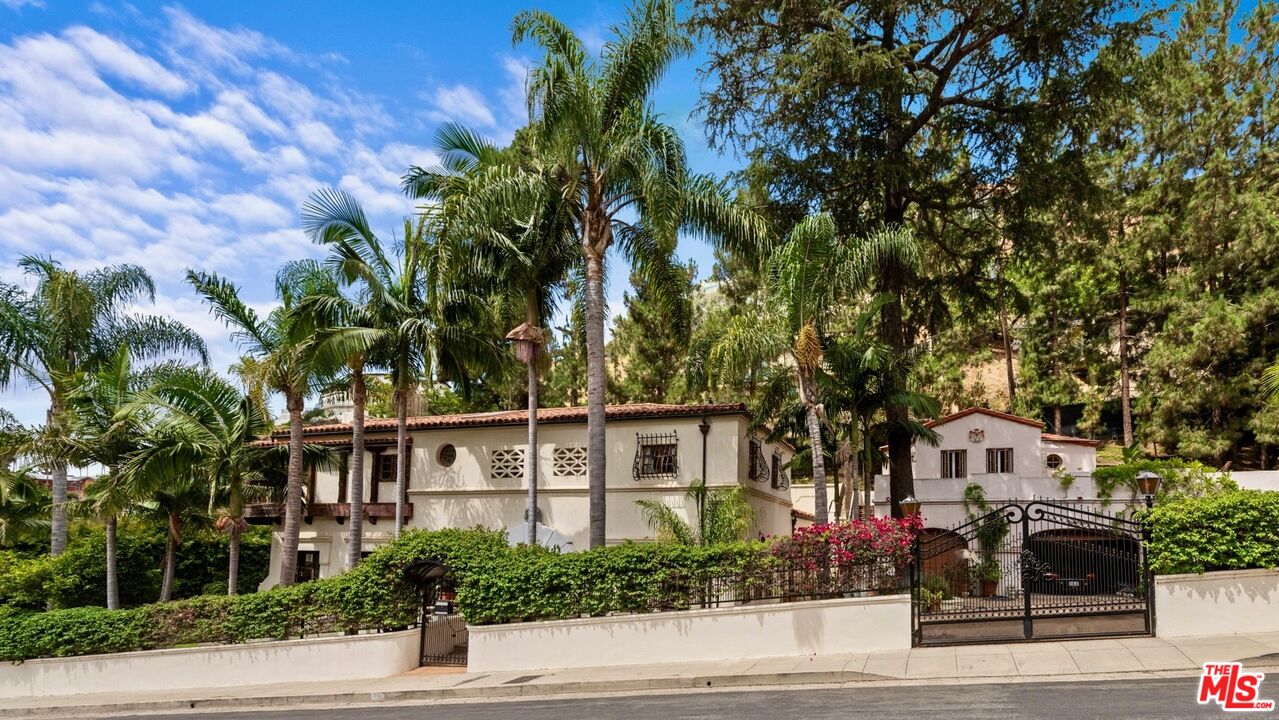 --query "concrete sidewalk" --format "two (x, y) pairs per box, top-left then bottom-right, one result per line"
(6, 633), (1279, 718)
